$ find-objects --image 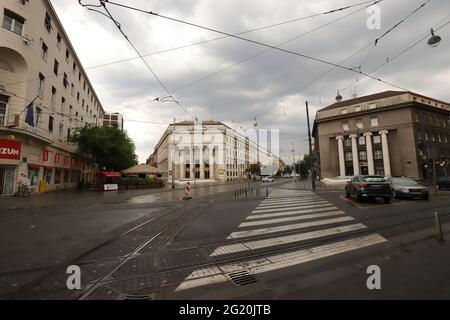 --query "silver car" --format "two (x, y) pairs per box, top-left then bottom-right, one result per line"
(388, 177), (429, 200)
